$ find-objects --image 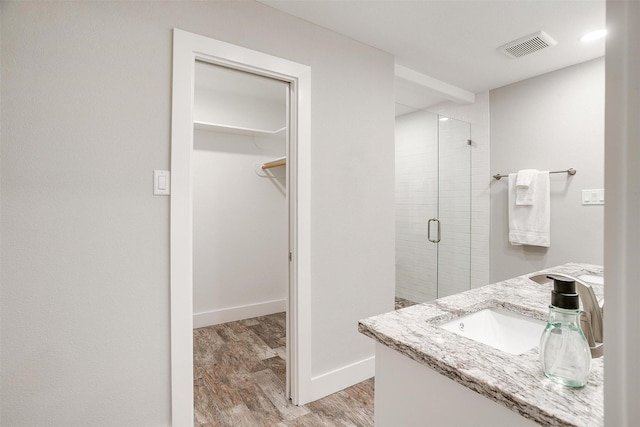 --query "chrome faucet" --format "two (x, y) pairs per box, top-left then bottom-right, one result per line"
(530, 273), (604, 358)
